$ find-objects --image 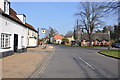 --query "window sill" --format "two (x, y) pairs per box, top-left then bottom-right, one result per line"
(1, 47), (11, 49)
